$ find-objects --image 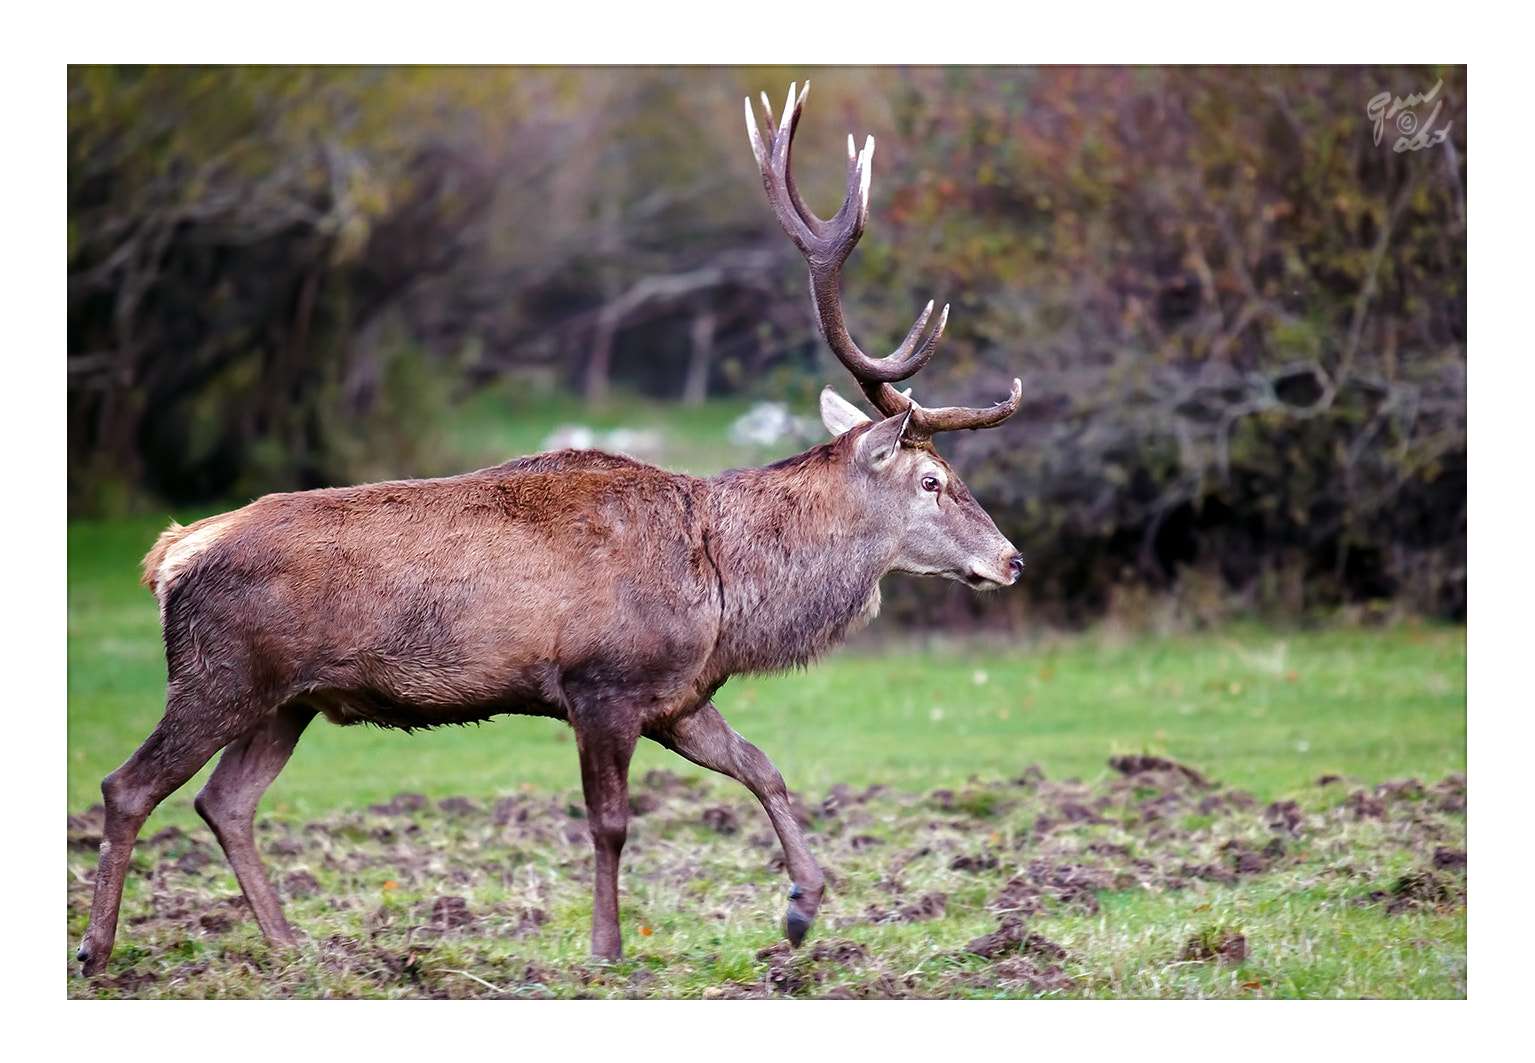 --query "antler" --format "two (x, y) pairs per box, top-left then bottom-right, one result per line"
(746, 82), (1022, 439)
